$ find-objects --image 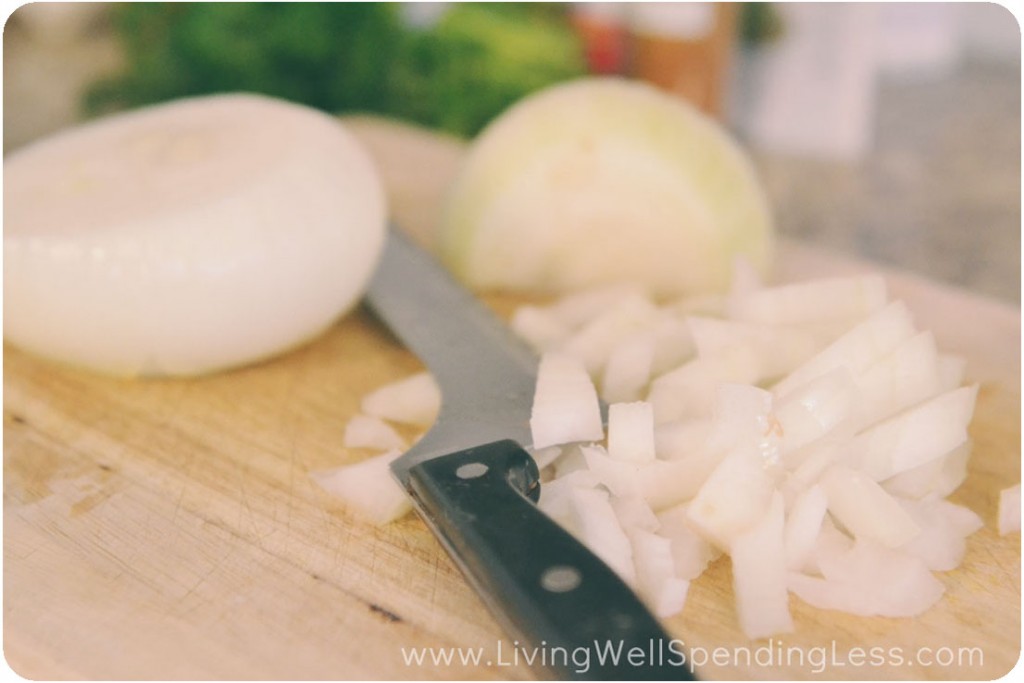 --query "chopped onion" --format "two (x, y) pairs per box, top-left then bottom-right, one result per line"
(999, 484), (1021, 535)
(310, 450), (410, 525)
(882, 442), (971, 500)
(629, 528), (690, 618)
(611, 494), (661, 533)
(516, 268), (986, 638)
(343, 414), (407, 451)
(731, 492), (793, 639)
(561, 294), (660, 376)
(648, 348), (761, 423)
(361, 372), (441, 427)
(530, 352), (604, 448)
(606, 402), (657, 463)
(568, 487), (636, 584)
(657, 504), (721, 580)
(322, 262), (988, 640)
(549, 283), (649, 330)
(772, 300), (915, 398)
(729, 274), (887, 327)
(850, 385), (978, 481)
(790, 539), (945, 618)
(687, 452), (777, 549)
(600, 333), (656, 403)
(899, 498), (983, 571)
(511, 305), (571, 353)
(820, 465), (921, 548)
(783, 484), (829, 572)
